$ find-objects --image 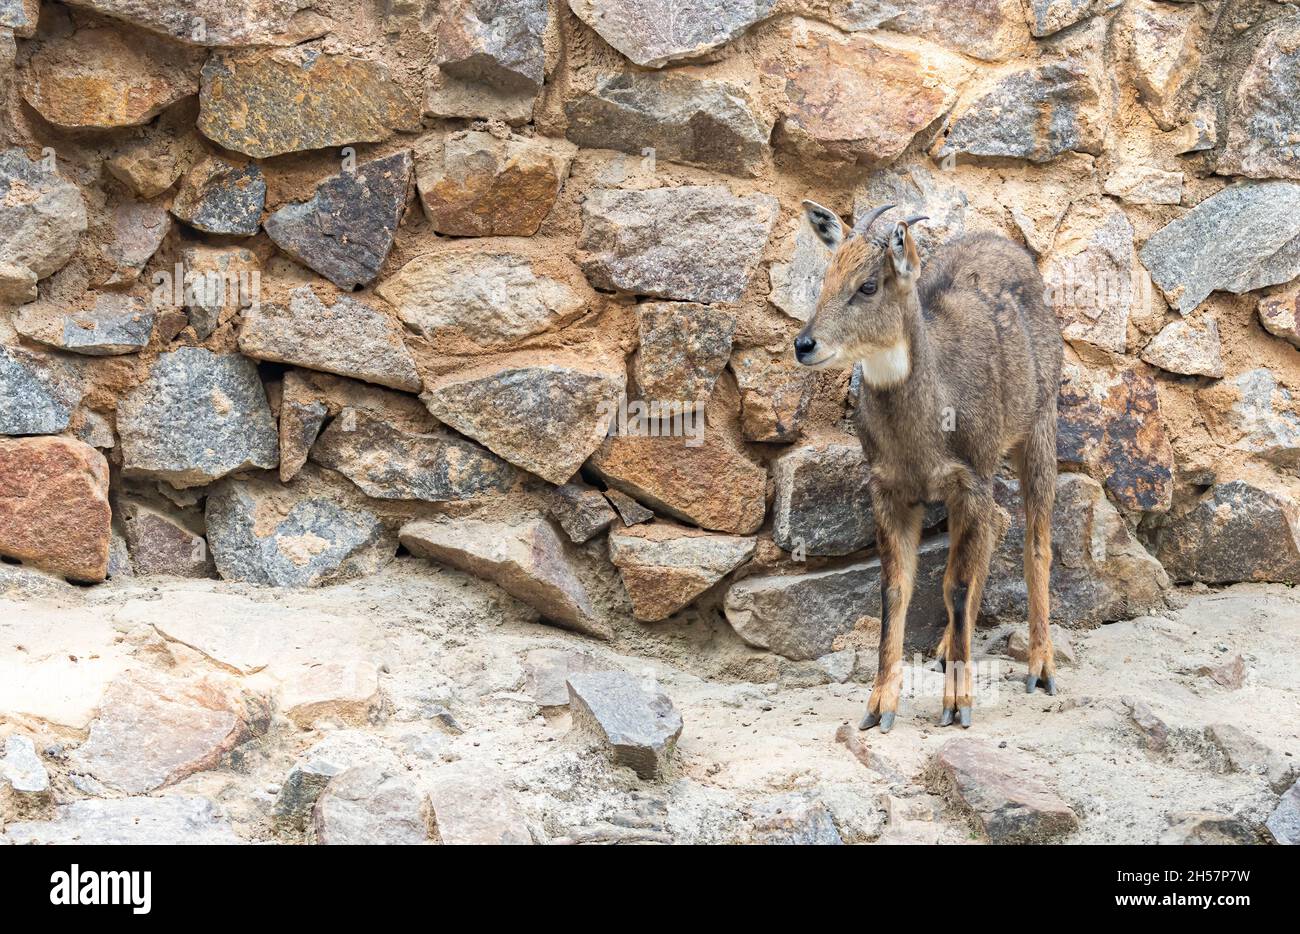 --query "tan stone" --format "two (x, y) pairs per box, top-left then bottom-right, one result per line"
(1258, 285), (1300, 349)
(0, 436), (110, 581)
(282, 660), (382, 729)
(1124, 0), (1202, 131)
(416, 130), (576, 236)
(608, 522), (755, 621)
(20, 26), (203, 129)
